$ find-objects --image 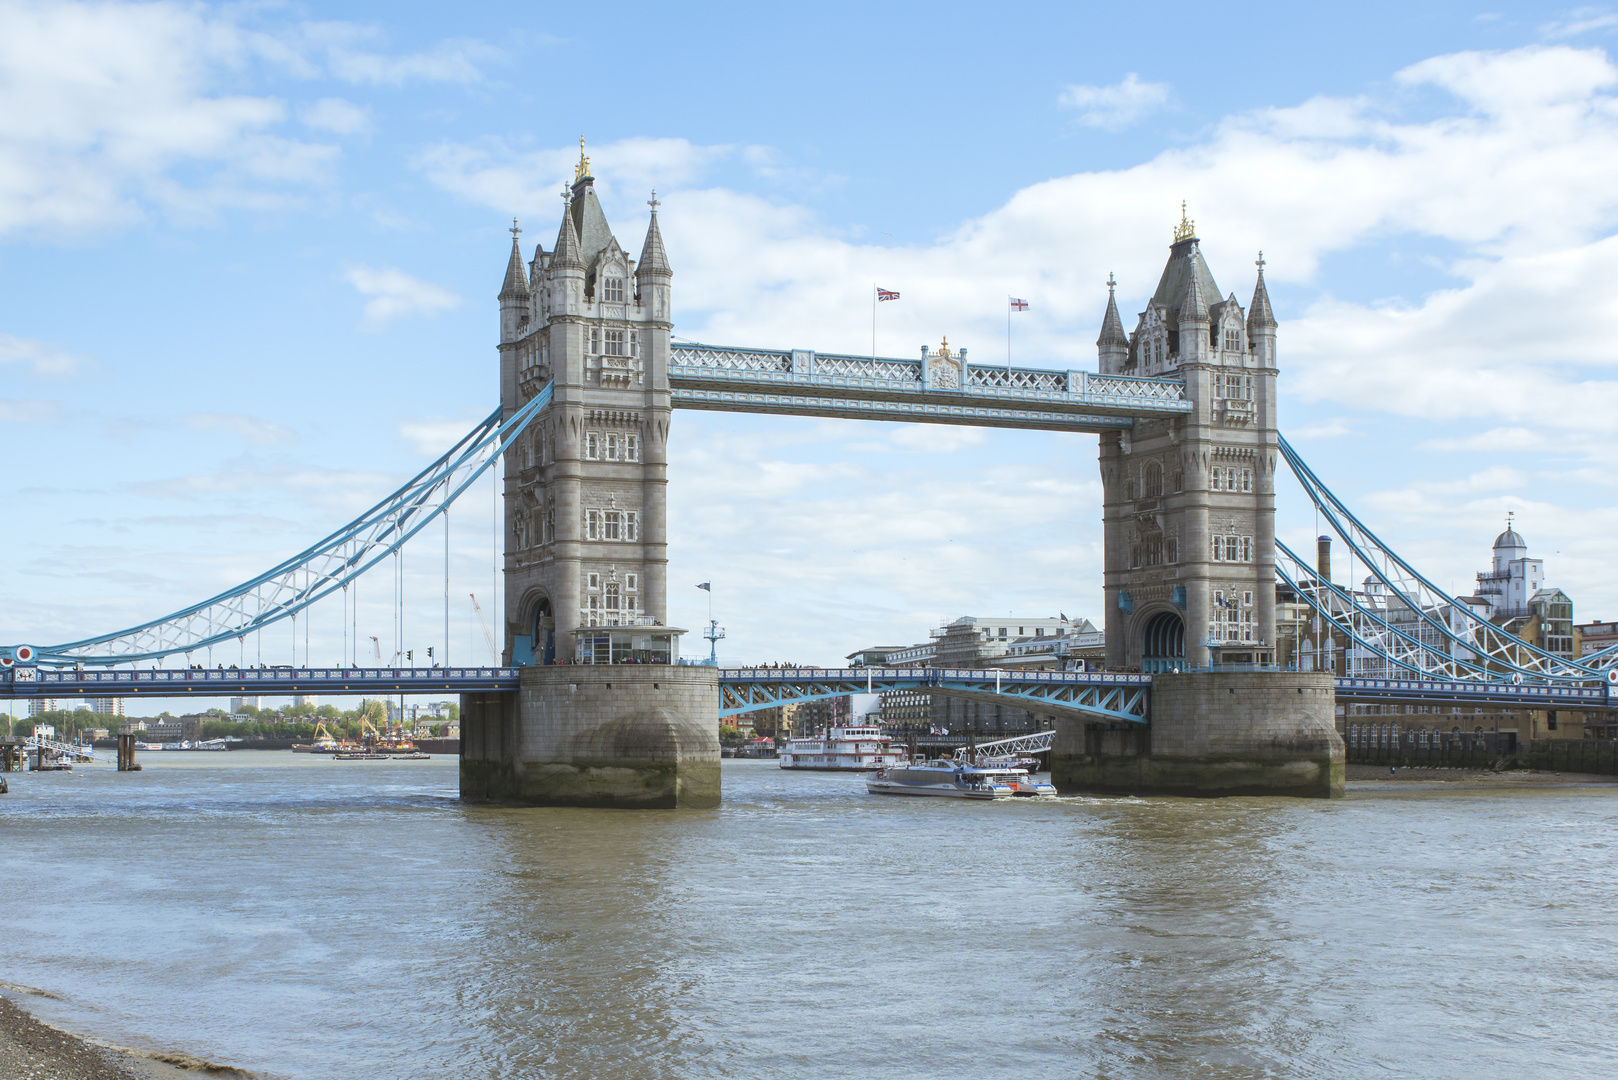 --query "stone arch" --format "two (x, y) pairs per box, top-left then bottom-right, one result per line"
(1139, 609), (1185, 674)
(512, 588), (556, 666)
